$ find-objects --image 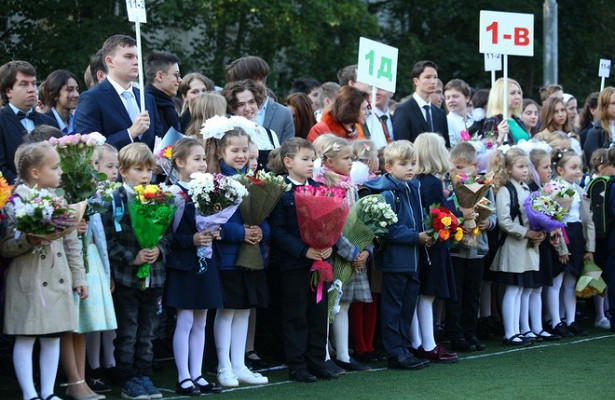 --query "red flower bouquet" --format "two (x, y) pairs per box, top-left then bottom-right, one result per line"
(423, 204), (464, 243)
